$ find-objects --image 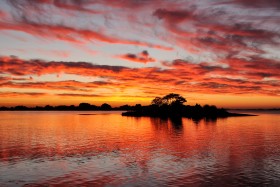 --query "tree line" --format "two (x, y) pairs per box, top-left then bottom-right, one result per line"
(0, 93), (255, 119)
